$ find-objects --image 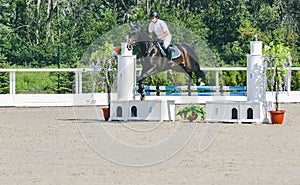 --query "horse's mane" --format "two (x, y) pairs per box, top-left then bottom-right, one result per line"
(130, 25), (152, 43)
